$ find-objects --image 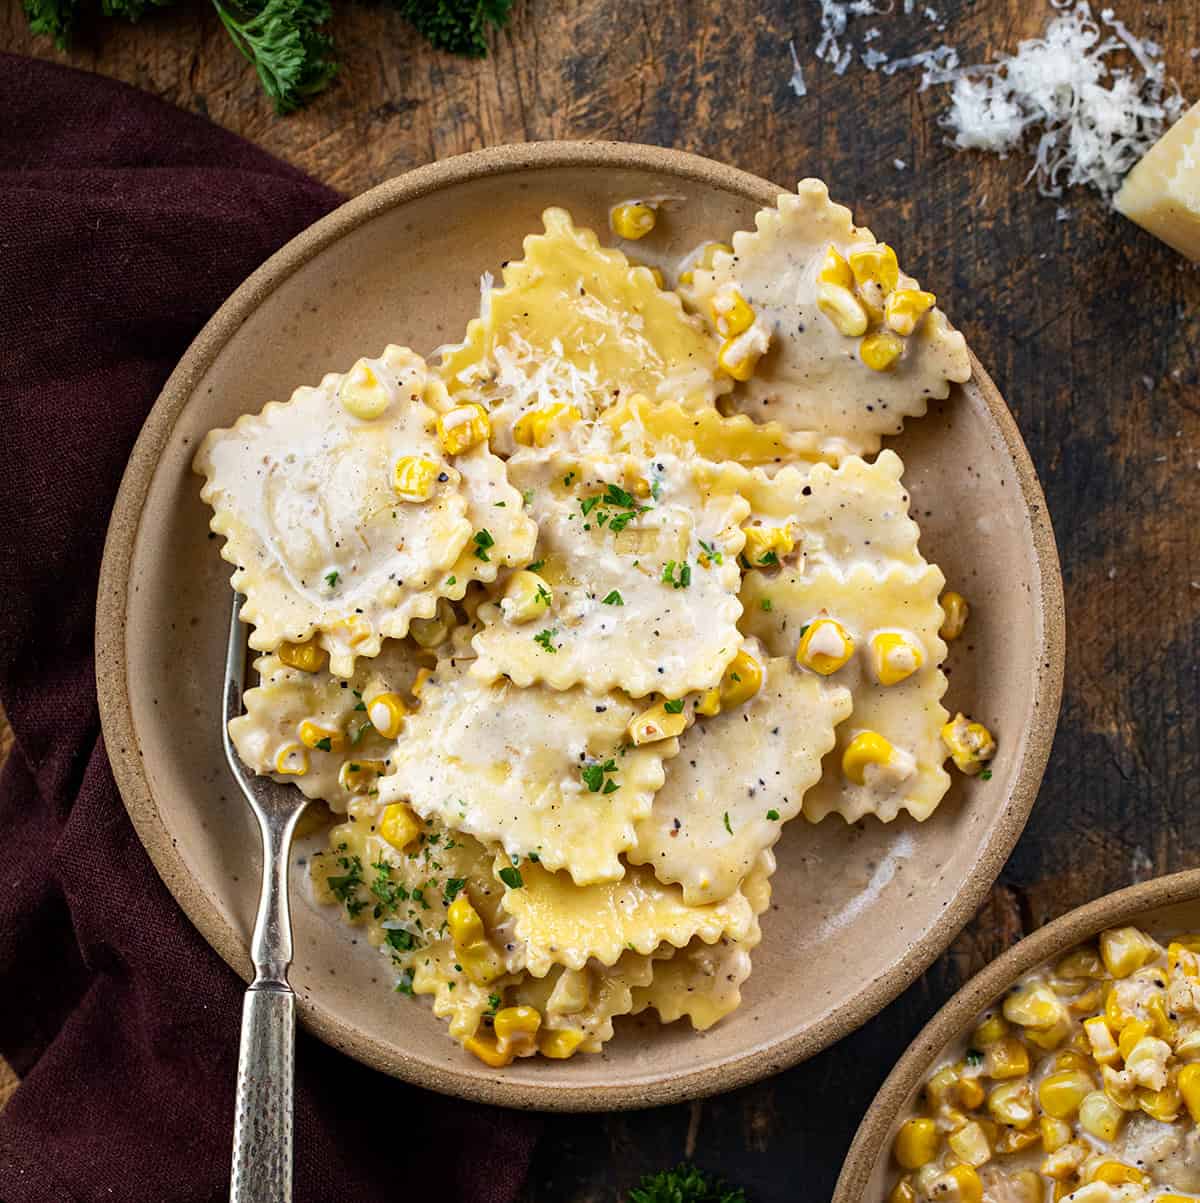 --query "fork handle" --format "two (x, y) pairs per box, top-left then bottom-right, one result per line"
(230, 984), (295, 1203)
